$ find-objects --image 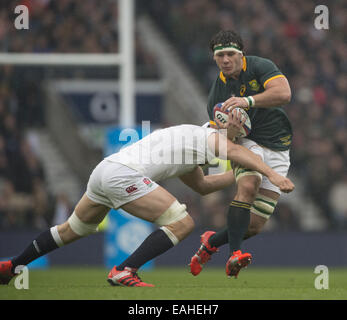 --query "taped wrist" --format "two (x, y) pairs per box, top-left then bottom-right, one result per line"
(243, 96), (255, 108)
